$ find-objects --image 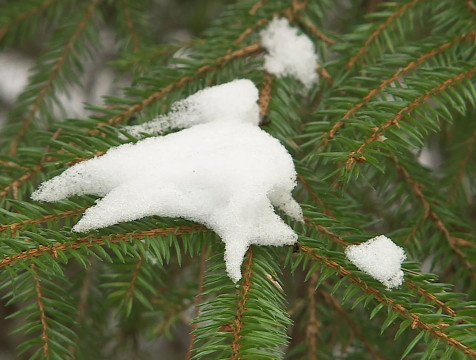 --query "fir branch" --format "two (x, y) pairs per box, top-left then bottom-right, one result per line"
(394, 159), (476, 281)
(320, 289), (384, 360)
(235, 0), (309, 44)
(119, 0), (140, 53)
(0, 128), (62, 199)
(300, 245), (476, 358)
(448, 127), (476, 199)
(91, 41), (262, 134)
(0, 0), (61, 43)
(124, 256), (143, 301)
(231, 247), (254, 360)
(305, 272), (319, 360)
(466, 0), (476, 13)
(346, 68), (476, 169)
(322, 30), (476, 149)
(0, 208), (85, 234)
(8, 0), (100, 156)
(249, 0), (270, 15)
(31, 264), (49, 358)
(185, 244), (207, 360)
(304, 218), (348, 246)
(0, 225), (205, 269)
(298, 16), (336, 45)
(345, 0), (425, 70)
(406, 281), (457, 317)
(297, 174), (335, 217)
